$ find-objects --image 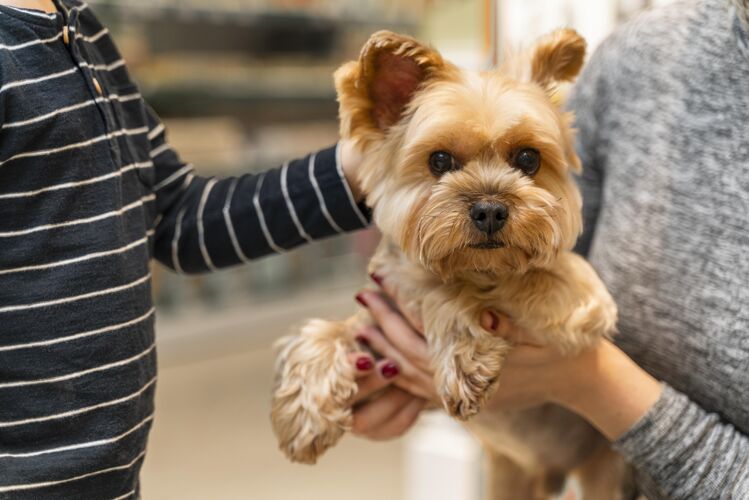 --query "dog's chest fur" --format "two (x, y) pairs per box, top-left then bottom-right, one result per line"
(369, 238), (613, 351)
(368, 238), (615, 469)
